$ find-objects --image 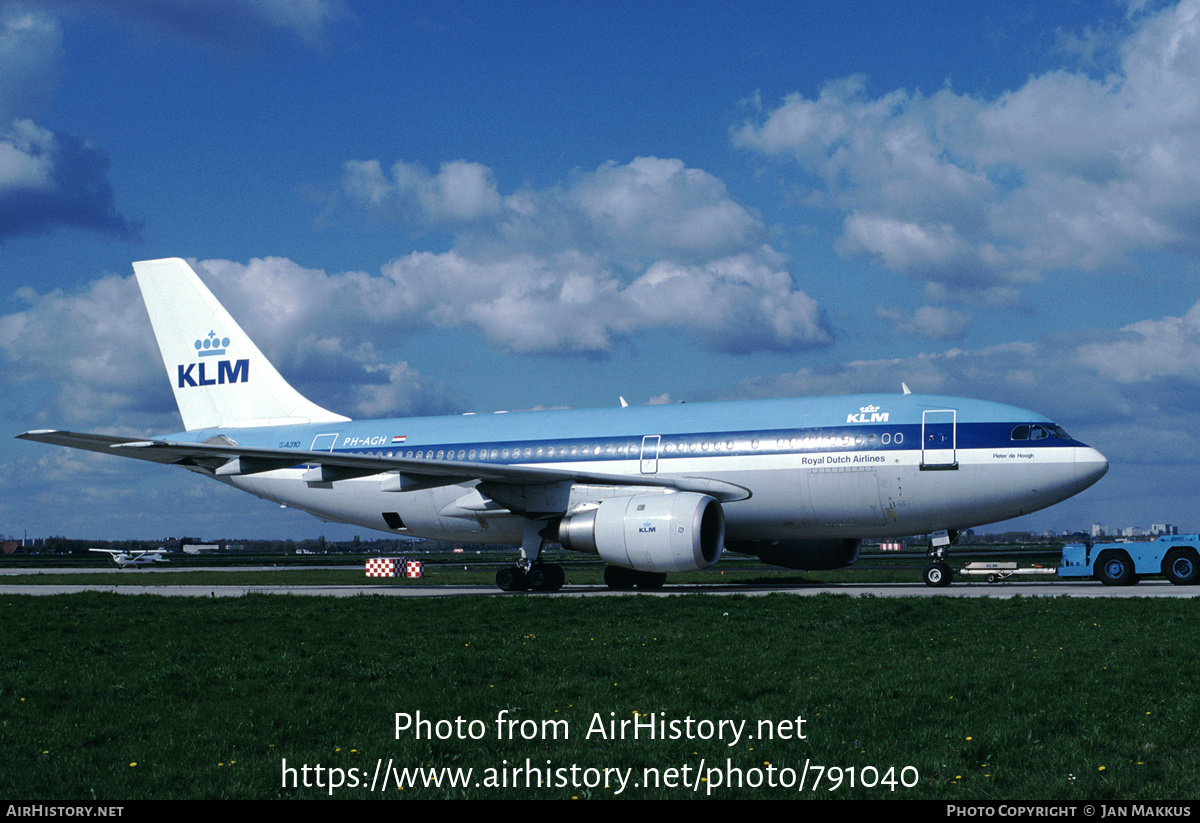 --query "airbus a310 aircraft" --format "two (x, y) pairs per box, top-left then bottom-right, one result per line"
(19, 259), (1108, 590)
